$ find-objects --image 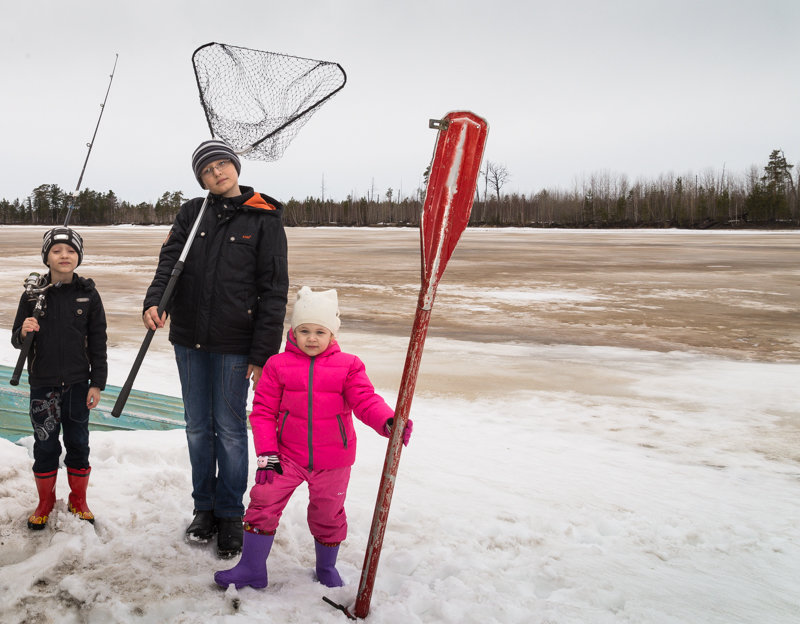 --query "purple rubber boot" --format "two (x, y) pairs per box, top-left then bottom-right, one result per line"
(315, 540), (344, 587)
(214, 531), (274, 589)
